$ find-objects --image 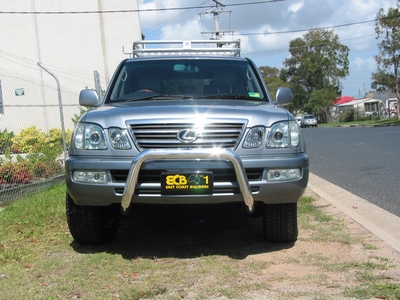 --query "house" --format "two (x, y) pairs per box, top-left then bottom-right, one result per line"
(336, 97), (383, 119)
(333, 91), (398, 120)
